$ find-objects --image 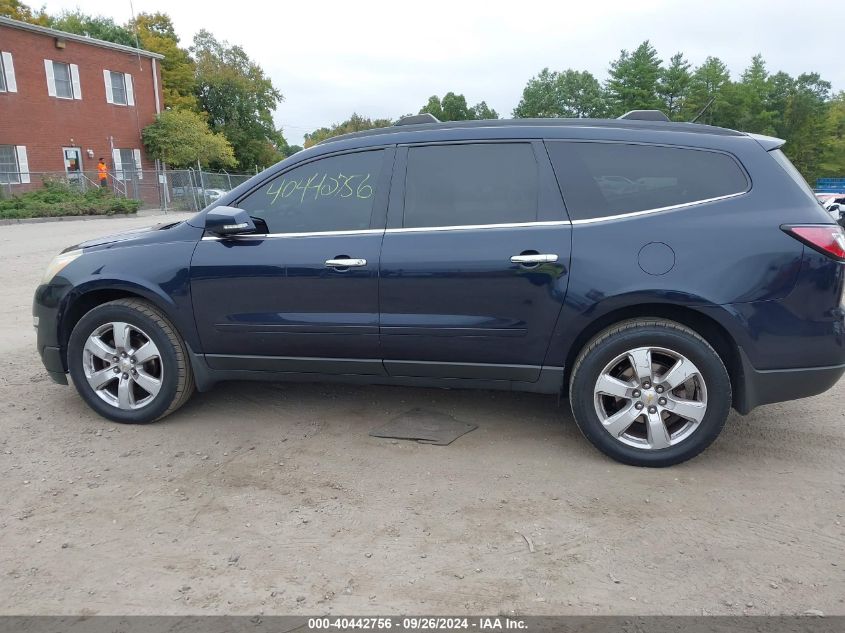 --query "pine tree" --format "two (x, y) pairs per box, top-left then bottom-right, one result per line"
(606, 40), (663, 115)
(658, 53), (691, 120)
